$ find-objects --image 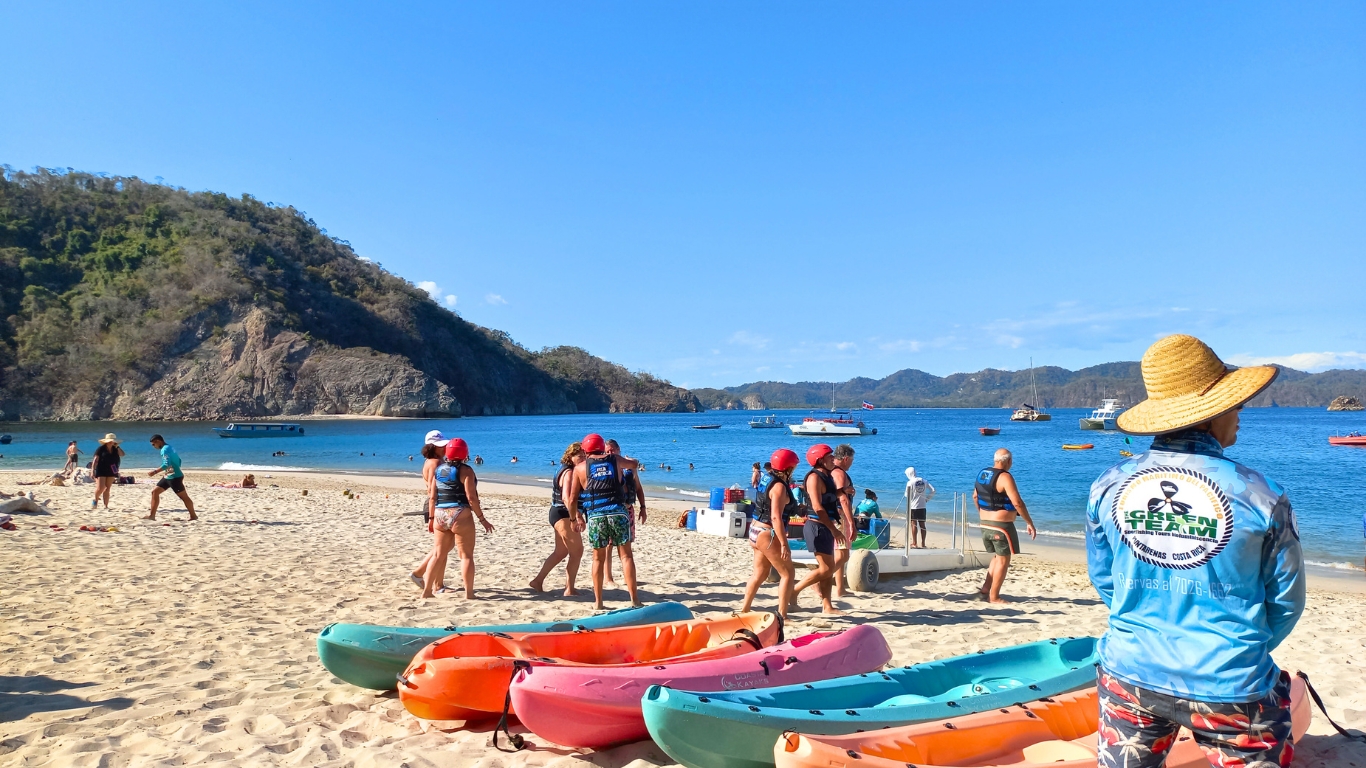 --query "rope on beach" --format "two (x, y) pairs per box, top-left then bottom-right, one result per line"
(492, 660), (532, 752)
(1297, 671), (1366, 743)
